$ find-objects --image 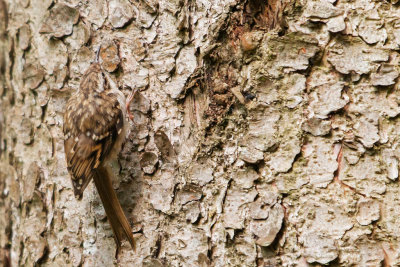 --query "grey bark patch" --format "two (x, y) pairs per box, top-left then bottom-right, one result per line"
(176, 184), (202, 205)
(80, 0), (108, 28)
(238, 146), (264, 164)
(64, 21), (90, 51)
(307, 68), (348, 119)
(327, 36), (389, 75)
(147, 170), (176, 213)
(22, 161), (41, 202)
(189, 163), (214, 186)
(108, 0), (134, 28)
(339, 153), (387, 197)
(249, 204), (284, 247)
(260, 33), (320, 78)
(18, 24), (31, 50)
(356, 199), (380, 226)
(223, 188), (257, 229)
(302, 137), (338, 187)
(303, 0), (343, 19)
(358, 17), (387, 45)
(302, 117), (331, 136)
(371, 64), (399, 86)
(23, 63), (44, 90)
(140, 151), (158, 174)
(39, 3), (79, 38)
